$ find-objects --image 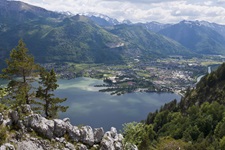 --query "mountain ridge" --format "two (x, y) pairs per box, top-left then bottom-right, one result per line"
(159, 20), (225, 55)
(0, 0), (192, 64)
